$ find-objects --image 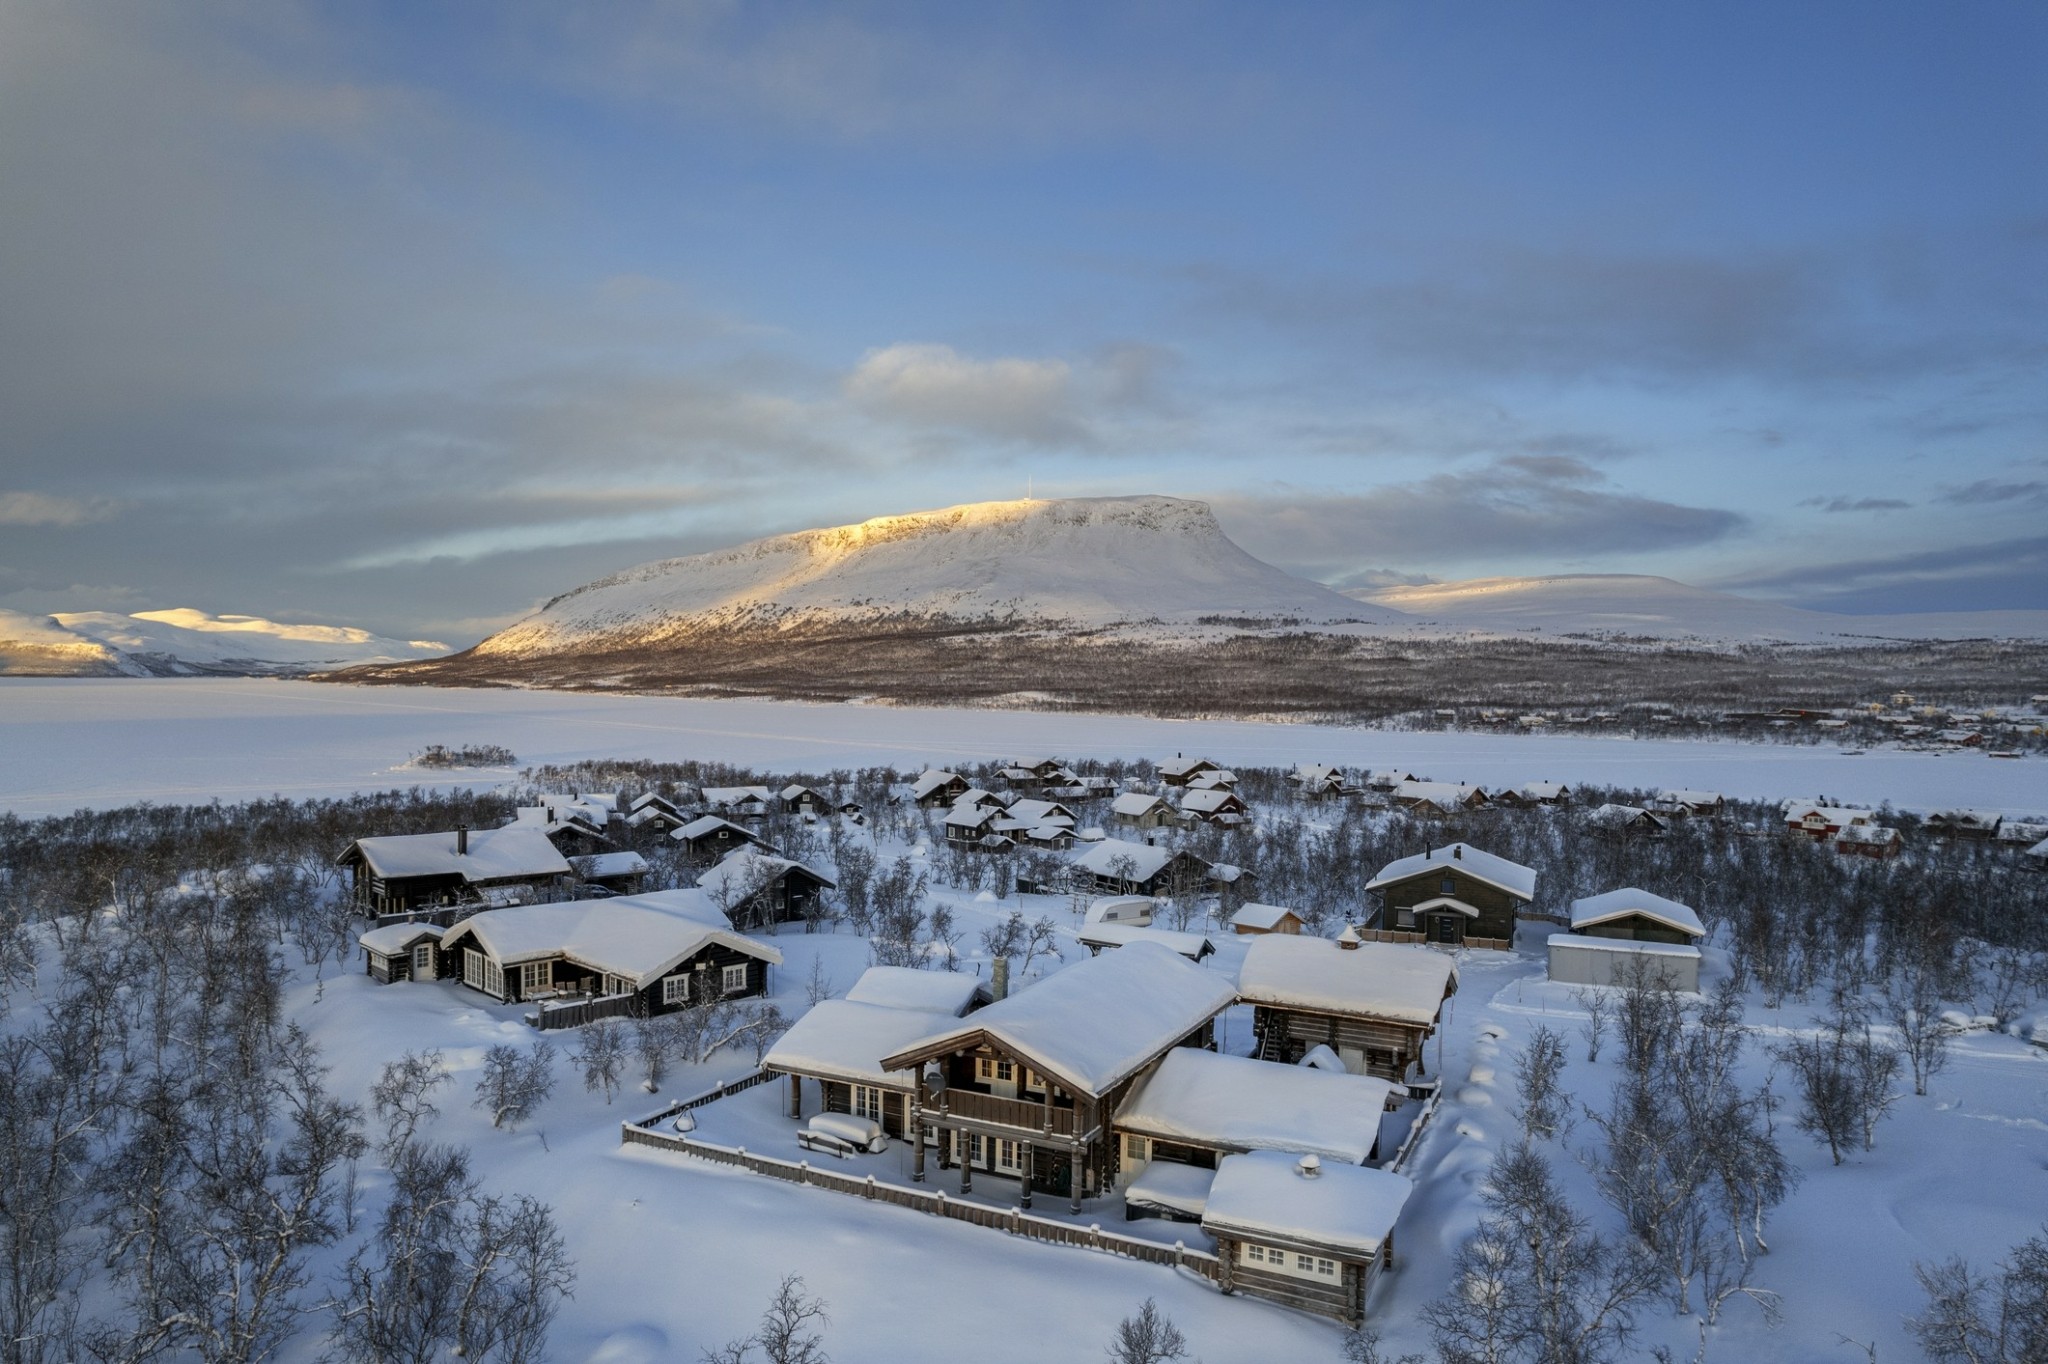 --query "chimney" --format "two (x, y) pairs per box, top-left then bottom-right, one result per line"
(991, 956), (1011, 1002)
(456, 824), (469, 856)
(1337, 925), (1361, 951)
(1296, 1154), (1322, 1179)
(1453, 845), (1462, 860)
